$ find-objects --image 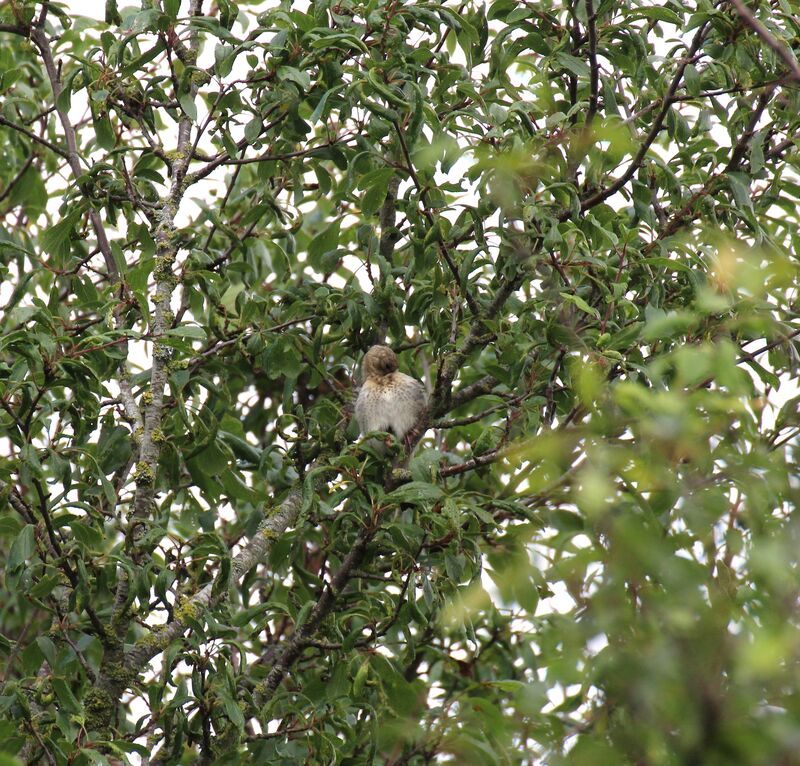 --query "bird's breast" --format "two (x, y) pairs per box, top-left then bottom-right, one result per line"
(355, 375), (421, 438)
